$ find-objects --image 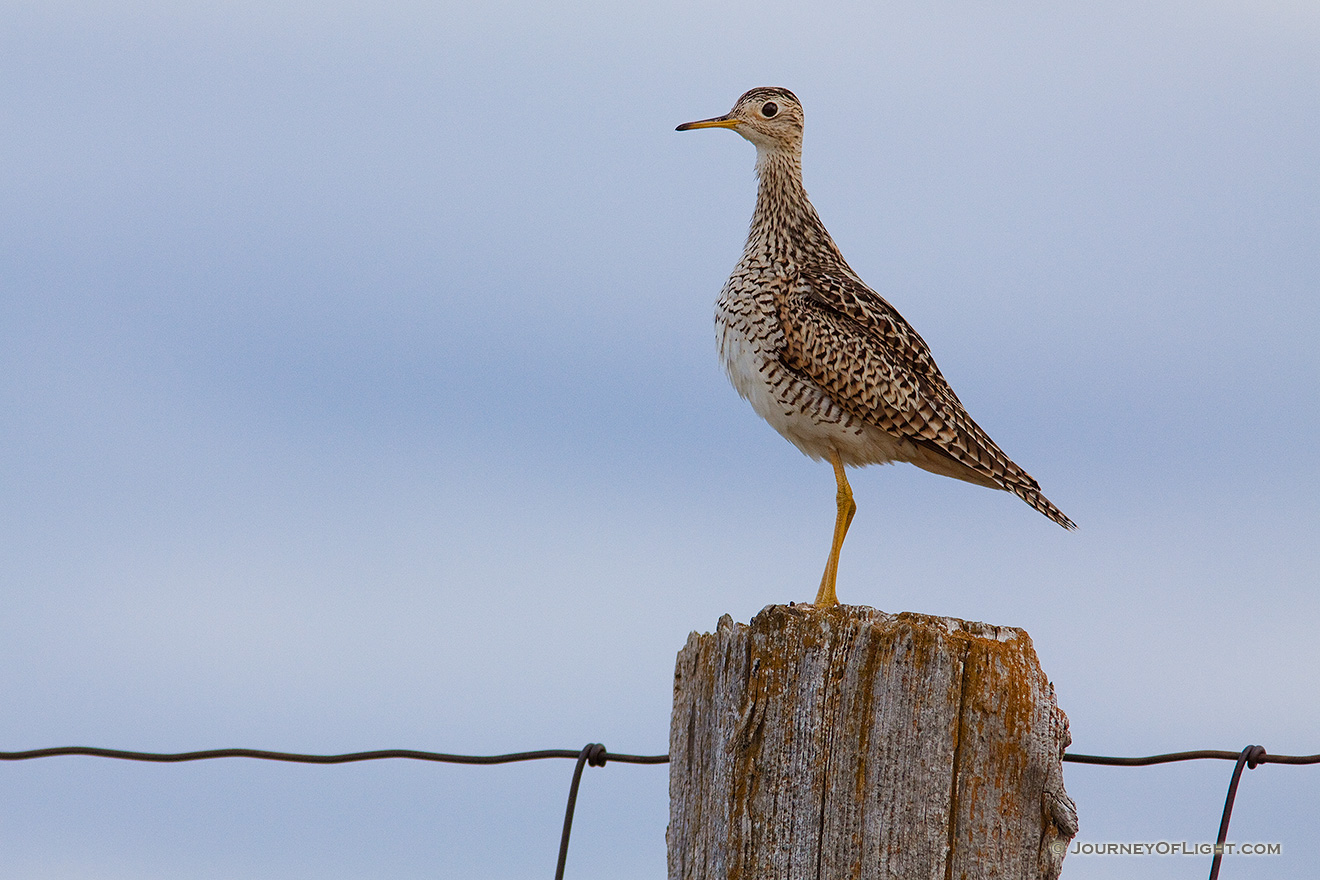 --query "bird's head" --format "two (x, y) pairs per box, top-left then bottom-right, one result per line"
(676, 87), (804, 154)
